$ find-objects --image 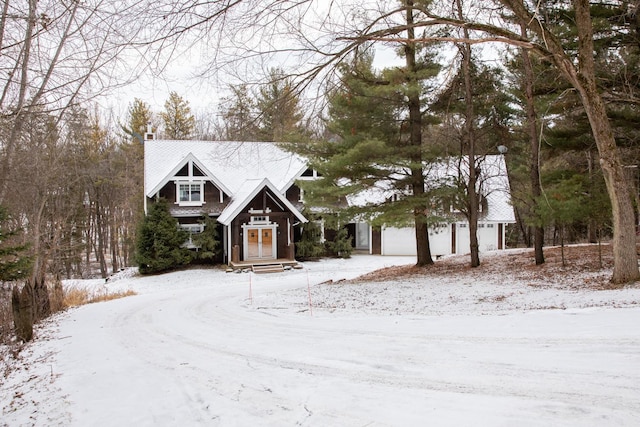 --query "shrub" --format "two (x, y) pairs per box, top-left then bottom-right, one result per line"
(296, 219), (325, 260)
(191, 216), (221, 262)
(326, 227), (352, 258)
(135, 200), (193, 274)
